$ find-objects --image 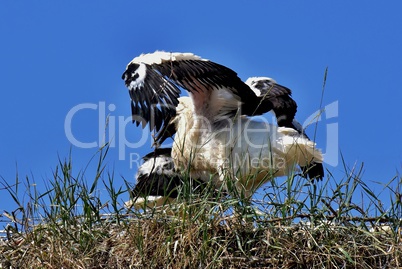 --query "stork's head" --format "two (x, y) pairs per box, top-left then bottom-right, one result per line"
(244, 77), (277, 97)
